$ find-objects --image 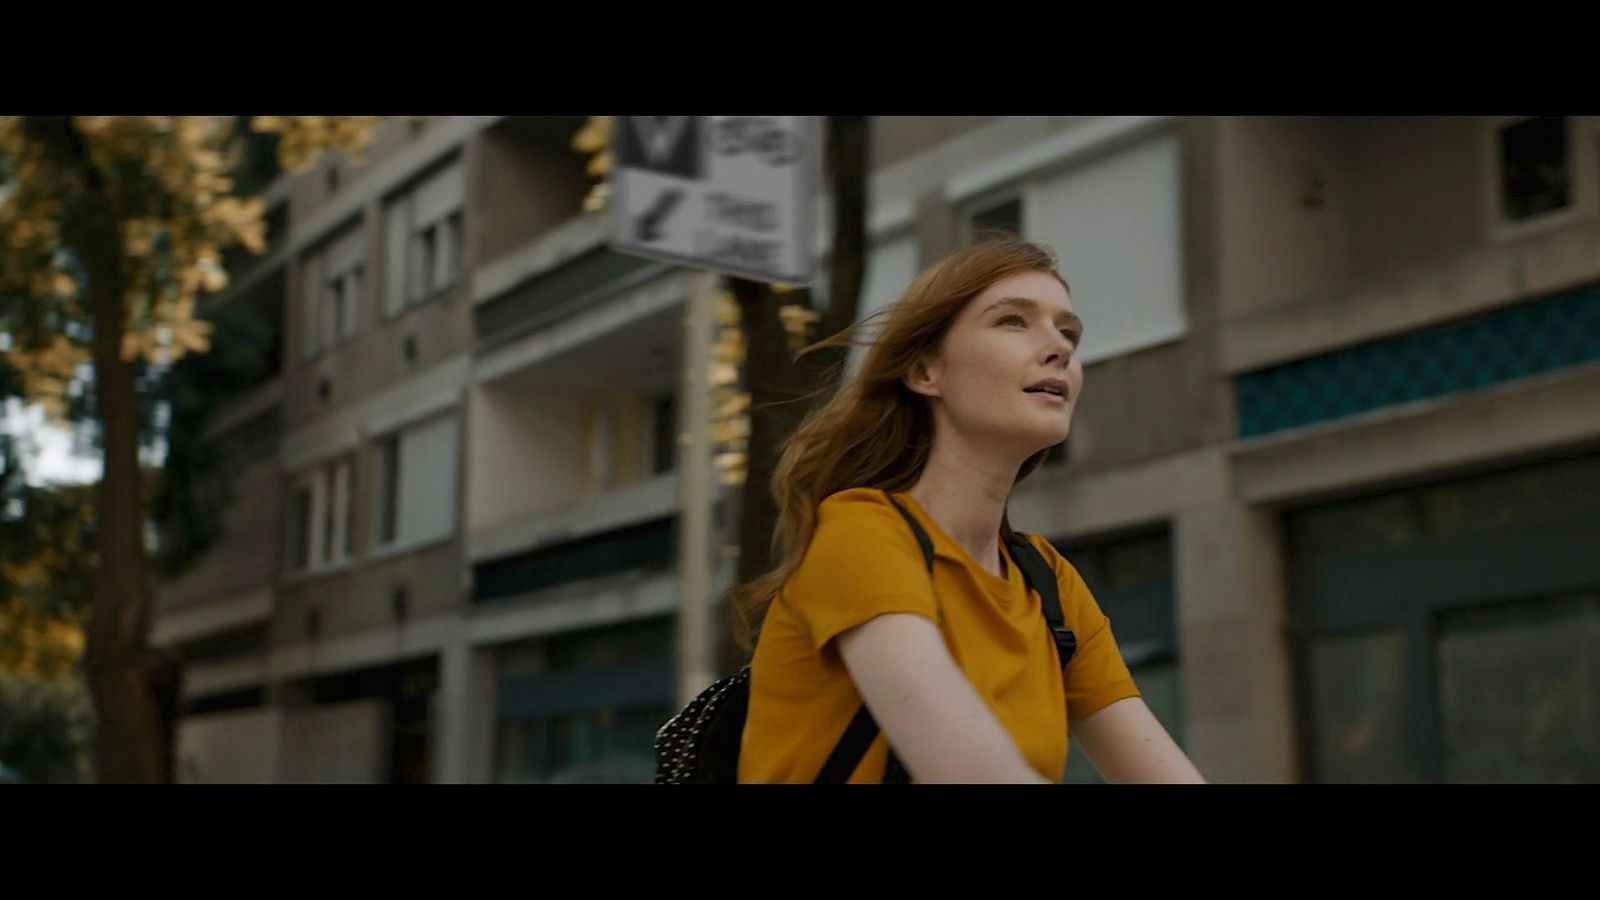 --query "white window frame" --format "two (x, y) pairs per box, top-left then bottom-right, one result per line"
(948, 130), (1187, 367)
(384, 159), (464, 320)
(287, 454), (355, 575)
(1484, 115), (1599, 243)
(301, 222), (366, 360)
(368, 414), (459, 559)
(328, 456), (353, 565)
